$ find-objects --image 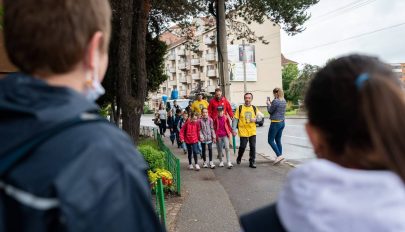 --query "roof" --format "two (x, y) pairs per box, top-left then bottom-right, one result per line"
(159, 17), (217, 50)
(160, 31), (182, 45)
(281, 54), (298, 66)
